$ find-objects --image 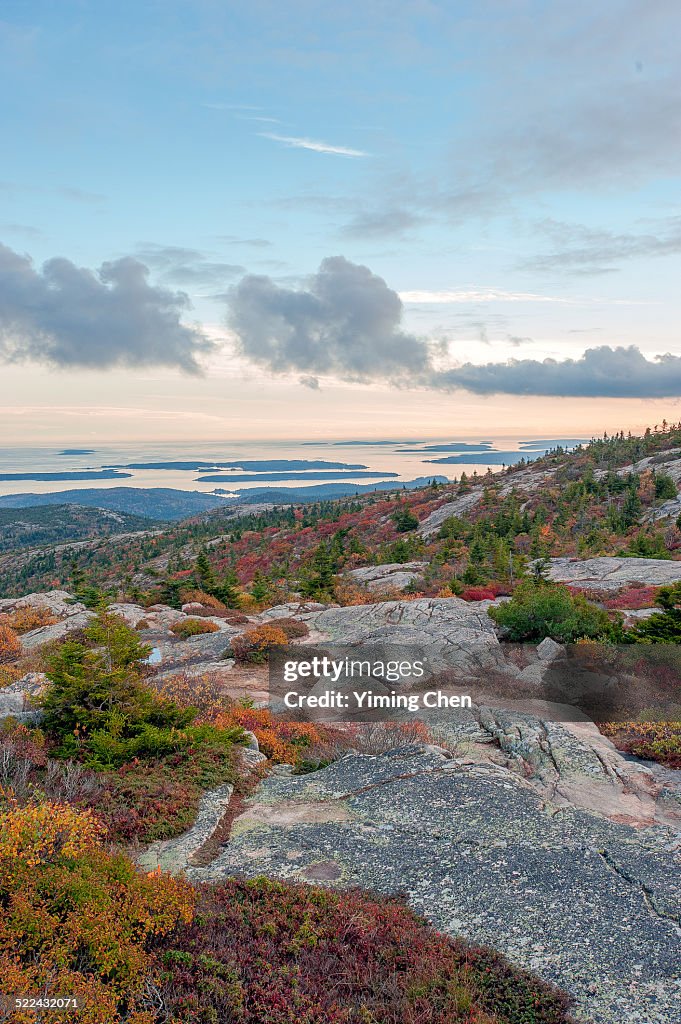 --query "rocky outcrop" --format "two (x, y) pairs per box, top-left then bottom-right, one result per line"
(344, 562), (427, 592)
(20, 610), (95, 650)
(301, 596), (500, 646)
(0, 671), (47, 725)
(257, 601), (327, 621)
(136, 782), (236, 875)
(417, 492), (483, 537)
(0, 590), (86, 618)
(542, 556), (681, 590)
(194, 734), (681, 1024)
